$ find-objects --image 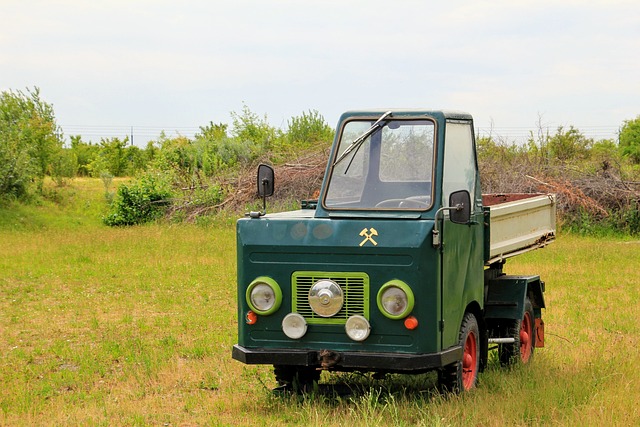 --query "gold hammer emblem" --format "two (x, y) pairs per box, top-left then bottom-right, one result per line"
(359, 227), (378, 246)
